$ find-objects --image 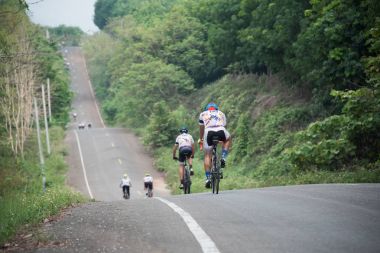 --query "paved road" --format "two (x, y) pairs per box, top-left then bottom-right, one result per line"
(63, 47), (169, 201)
(21, 47), (380, 253)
